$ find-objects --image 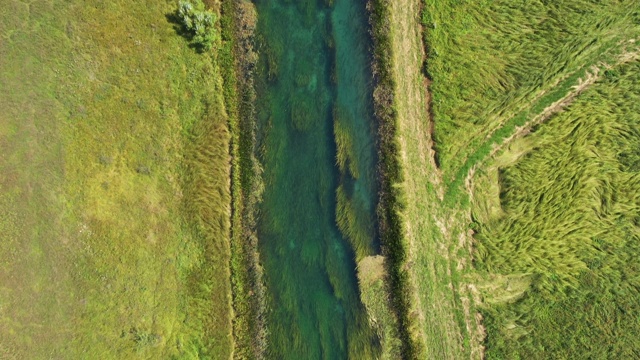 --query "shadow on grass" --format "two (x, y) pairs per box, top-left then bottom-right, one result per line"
(165, 12), (207, 53)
